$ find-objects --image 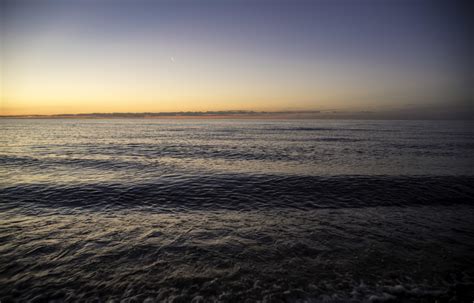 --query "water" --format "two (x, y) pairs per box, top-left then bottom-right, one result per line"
(1, 119), (473, 302)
